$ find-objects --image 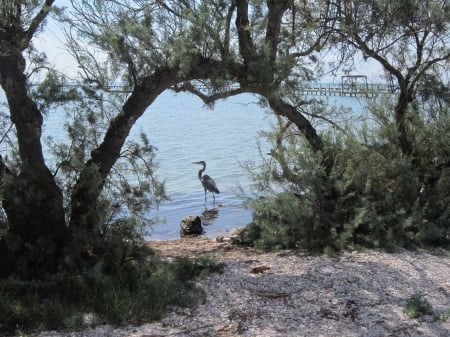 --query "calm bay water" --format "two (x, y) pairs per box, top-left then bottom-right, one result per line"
(131, 92), (276, 240)
(128, 92), (365, 240)
(37, 91), (278, 240)
(1, 89), (365, 240)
